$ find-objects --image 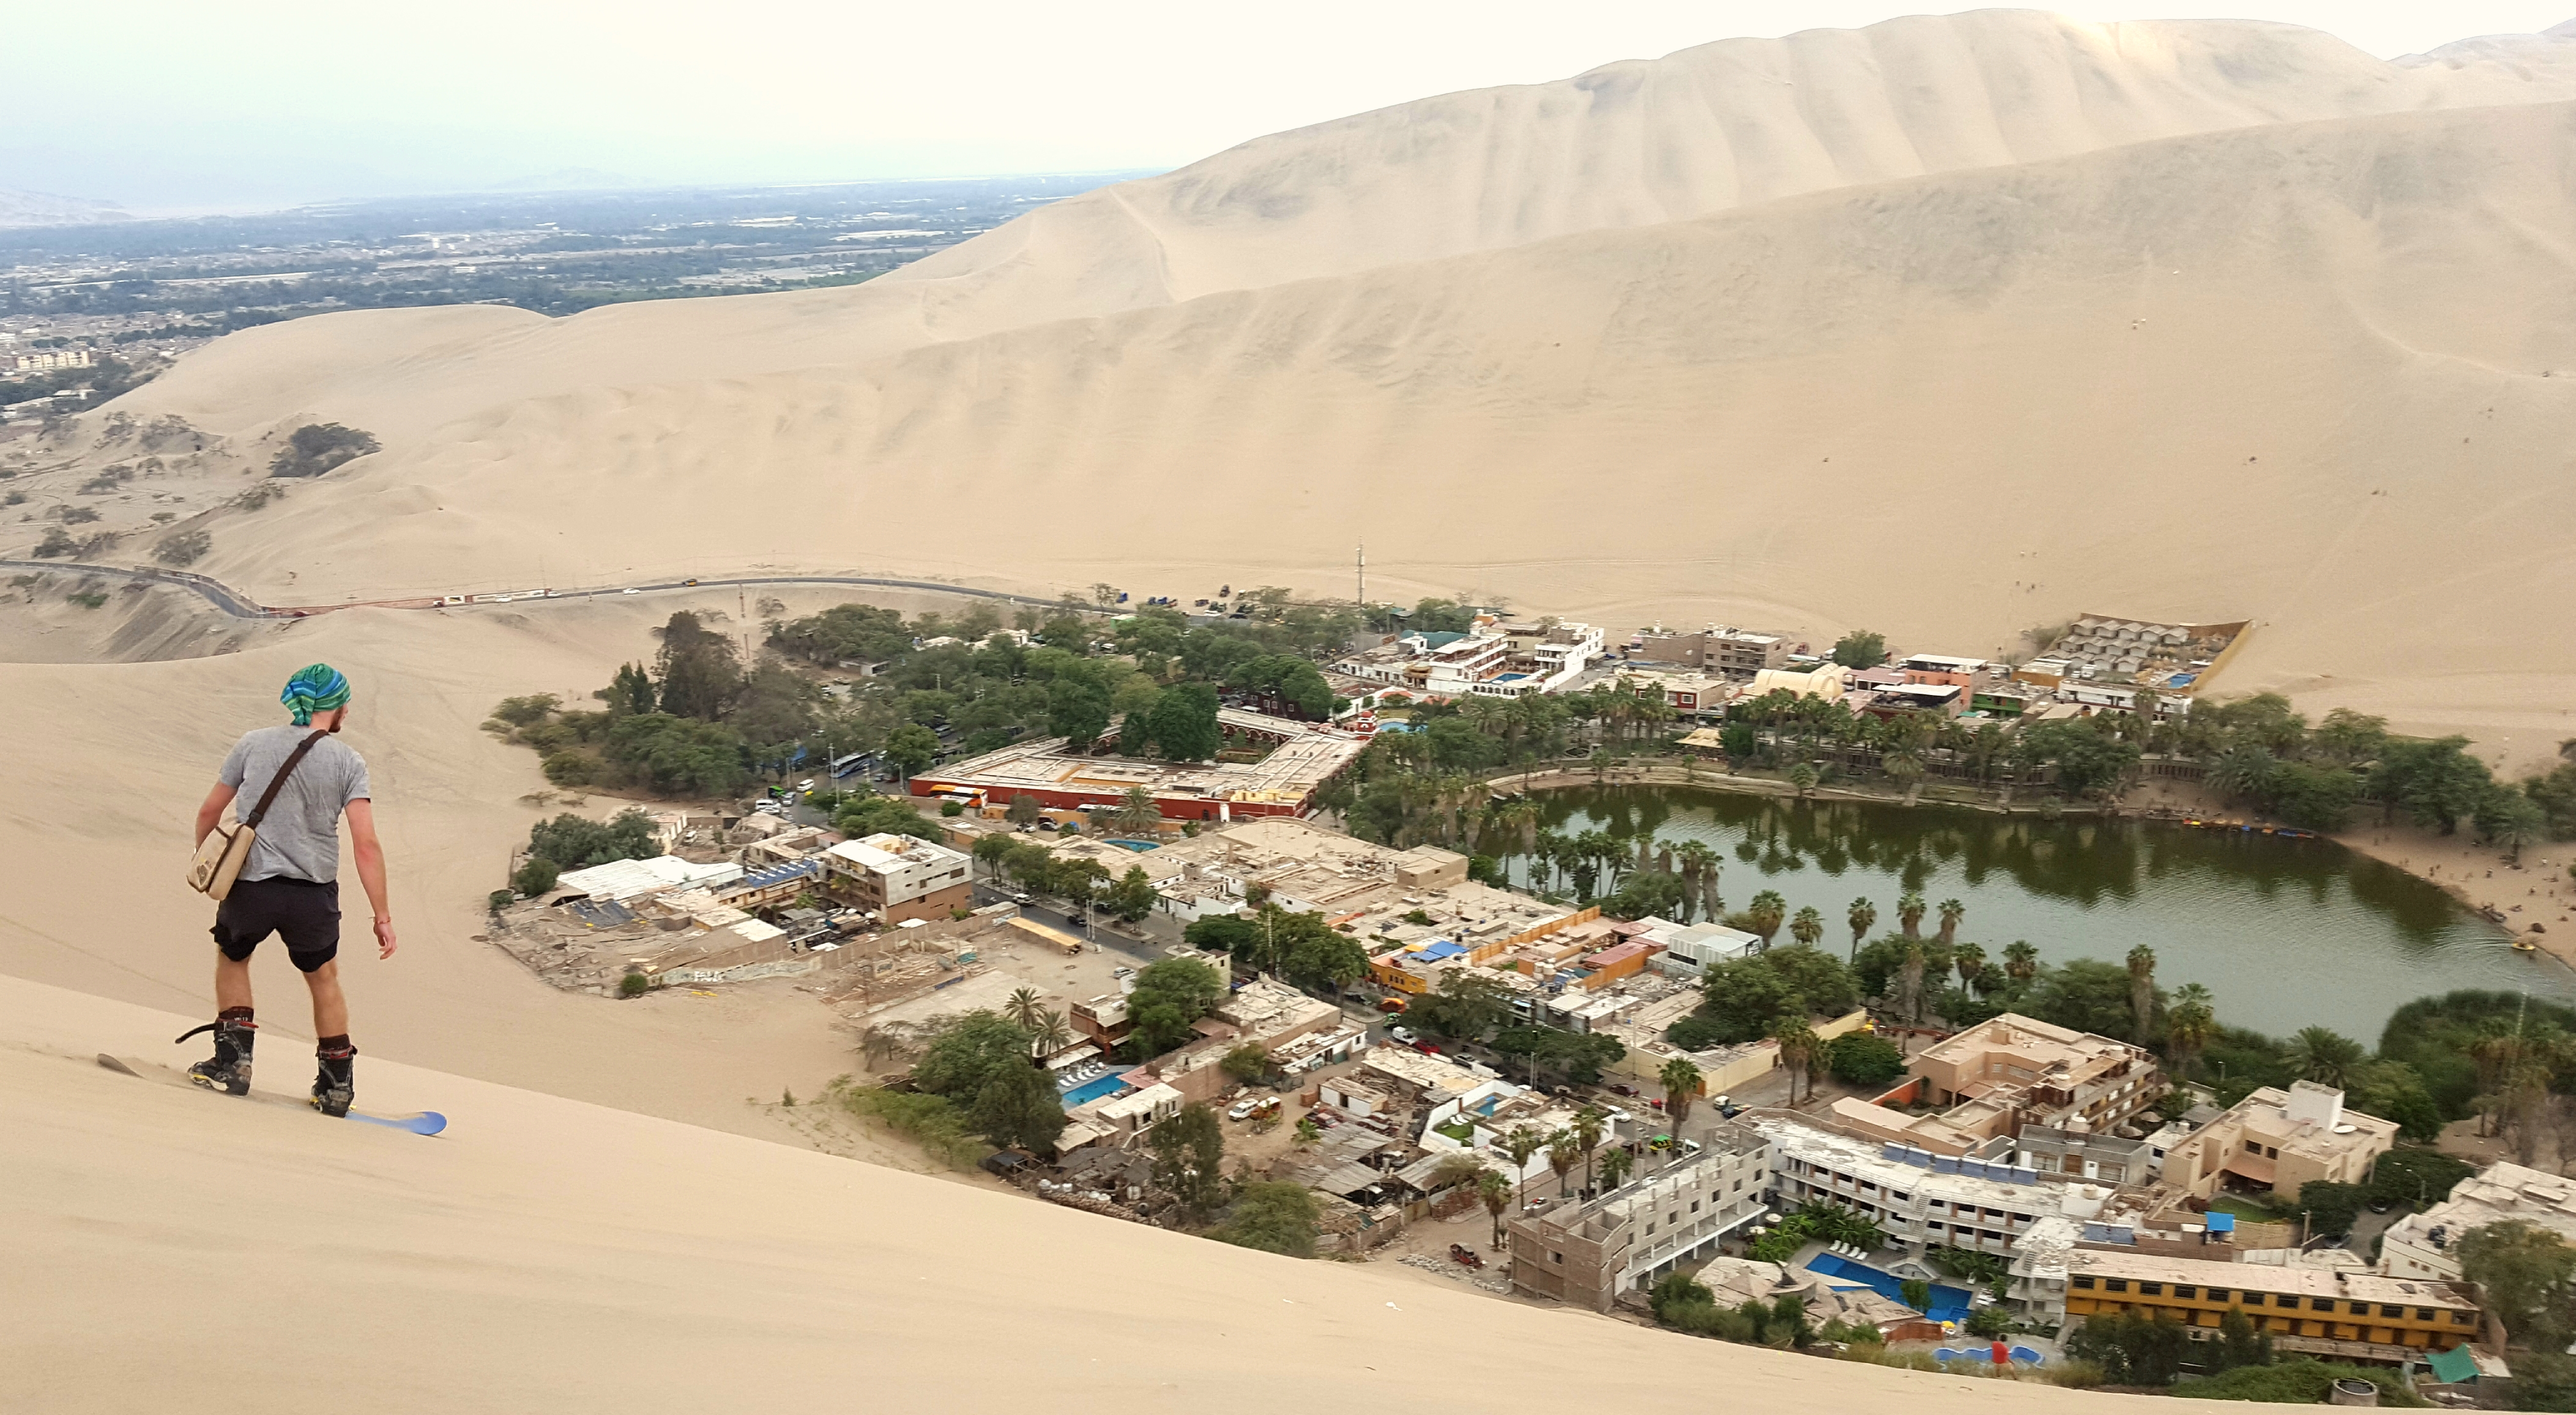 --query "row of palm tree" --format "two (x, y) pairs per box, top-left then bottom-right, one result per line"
(1005, 986), (1074, 1060)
